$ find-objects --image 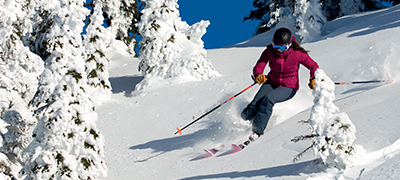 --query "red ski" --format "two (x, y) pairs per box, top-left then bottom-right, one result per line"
(232, 133), (259, 150)
(204, 148), (219, 156)
(232, 139), (251, 151)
